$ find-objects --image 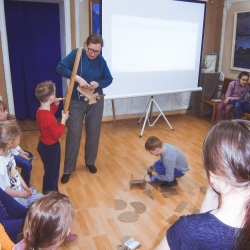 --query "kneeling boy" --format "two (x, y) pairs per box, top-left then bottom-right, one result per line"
(145, 136), (189, 189)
